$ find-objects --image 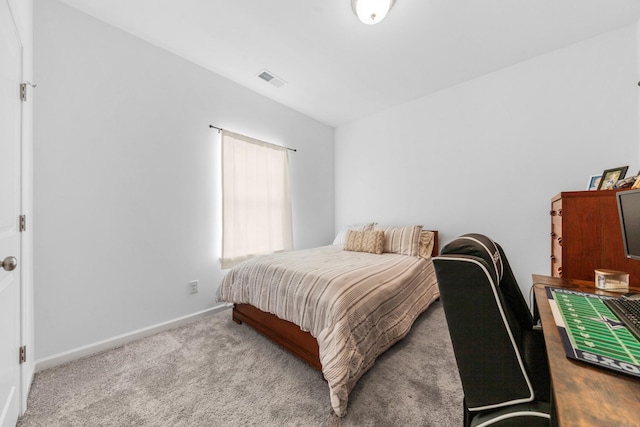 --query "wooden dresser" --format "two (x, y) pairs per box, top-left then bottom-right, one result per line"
(550, 190), (640, 286)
